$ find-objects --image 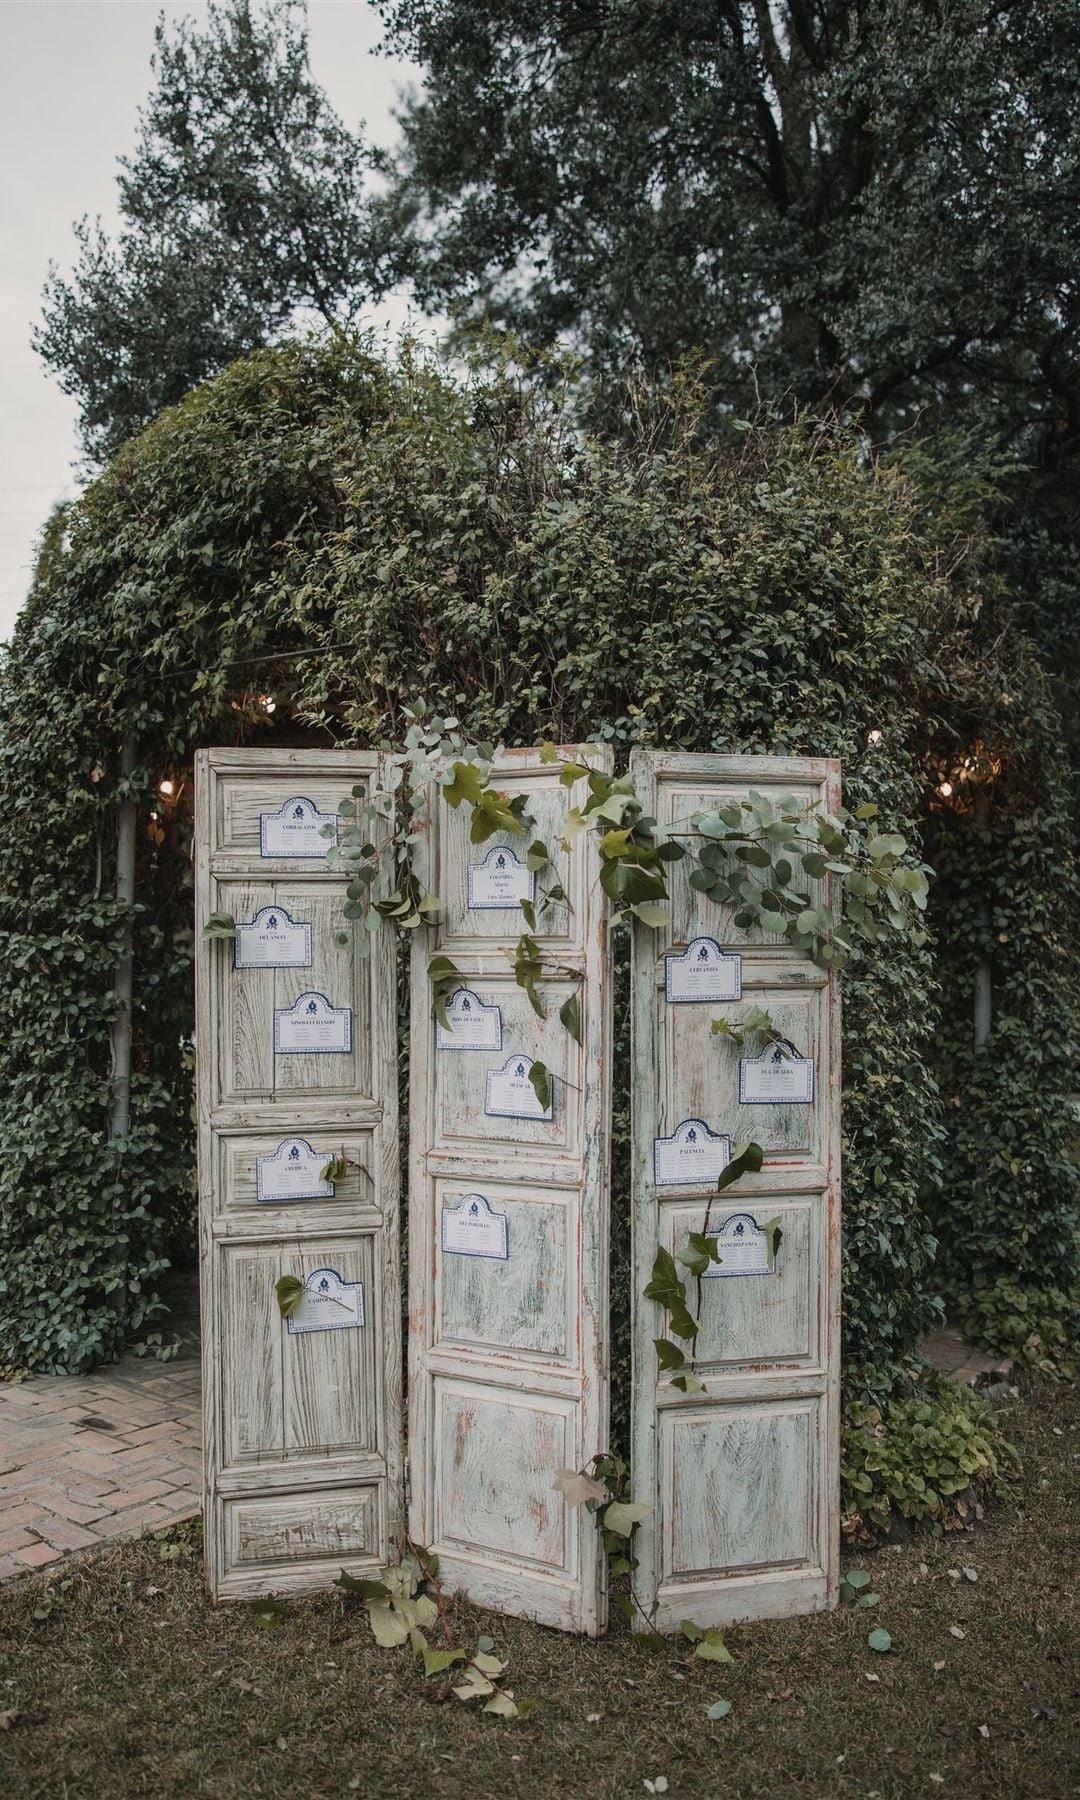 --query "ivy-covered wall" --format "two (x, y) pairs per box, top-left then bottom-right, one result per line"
(0, 335), (1073, 1395)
